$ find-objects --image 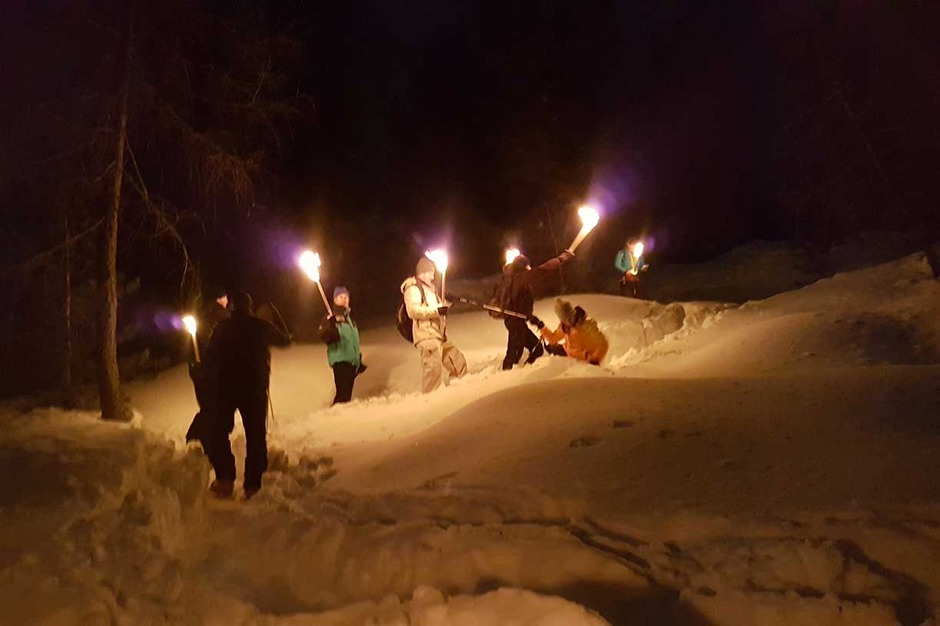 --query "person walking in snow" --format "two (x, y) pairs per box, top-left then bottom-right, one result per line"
(536, 298), (609, 365)
(615, 239), (647, 298)
(204, 291), (291, 499)
(186, 286), (230, 452)
(401, 256), (468, 393)
(490, 248), (575, 370)
(318, 286), (366, 405)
